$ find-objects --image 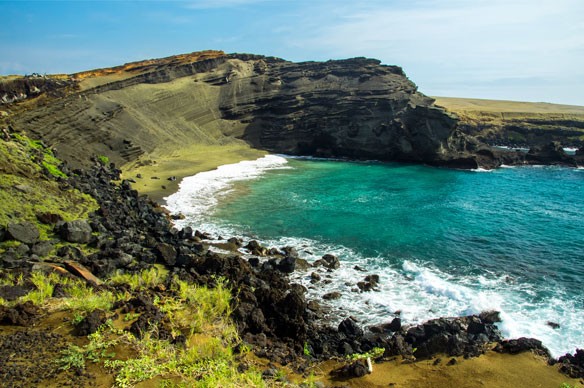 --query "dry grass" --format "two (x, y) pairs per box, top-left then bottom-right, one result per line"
(433, 96), (584, 115)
